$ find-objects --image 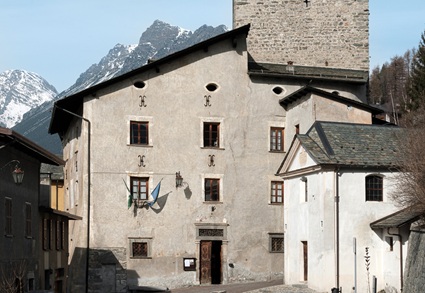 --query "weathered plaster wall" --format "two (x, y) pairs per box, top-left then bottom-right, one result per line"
(234, 0), (369, 70)
(65, 34), (286, 290)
